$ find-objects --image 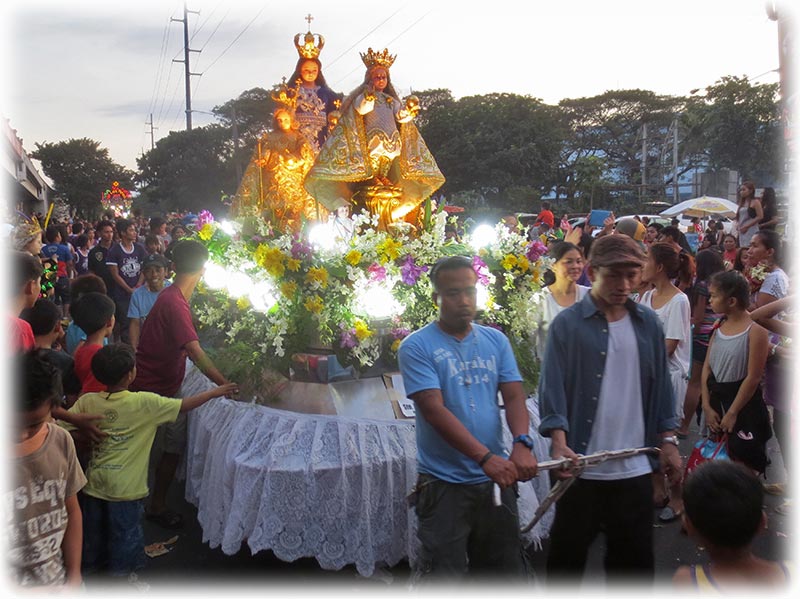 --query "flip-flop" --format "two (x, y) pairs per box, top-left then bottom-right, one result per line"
(145, 509), (184, 530)
(658, 506), (683, 523)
